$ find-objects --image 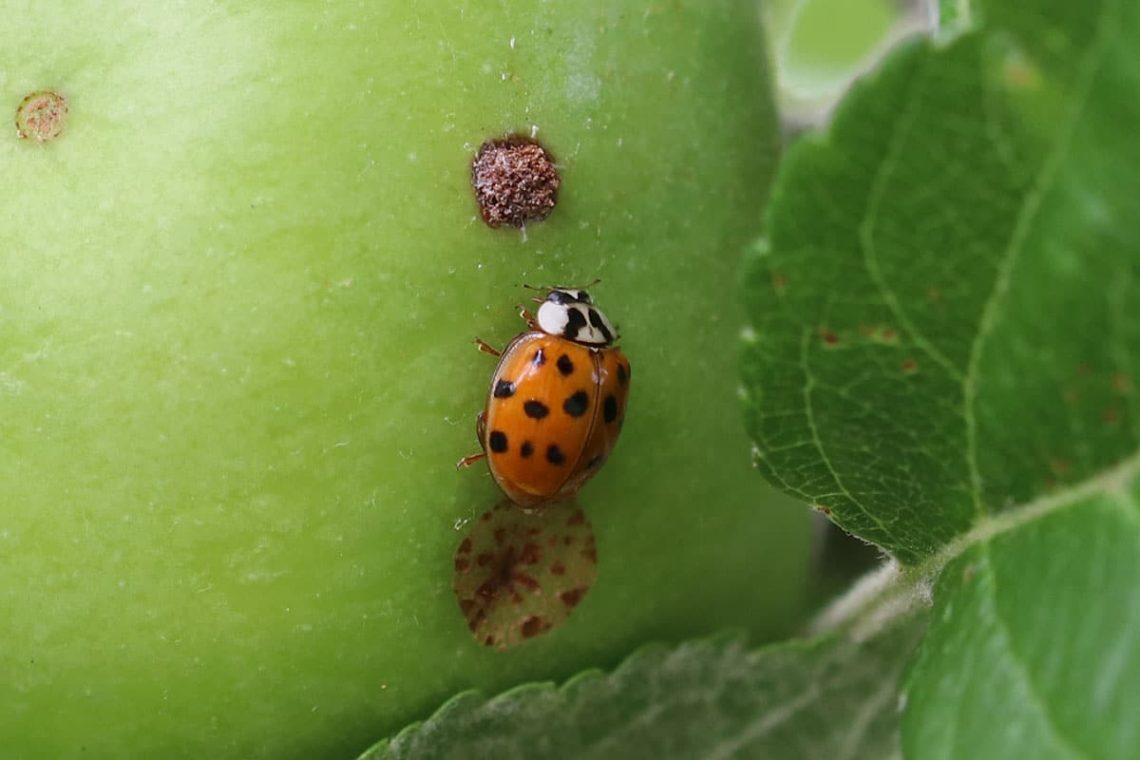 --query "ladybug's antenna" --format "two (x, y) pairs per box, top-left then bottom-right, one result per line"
(520, 277), (602, 292)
